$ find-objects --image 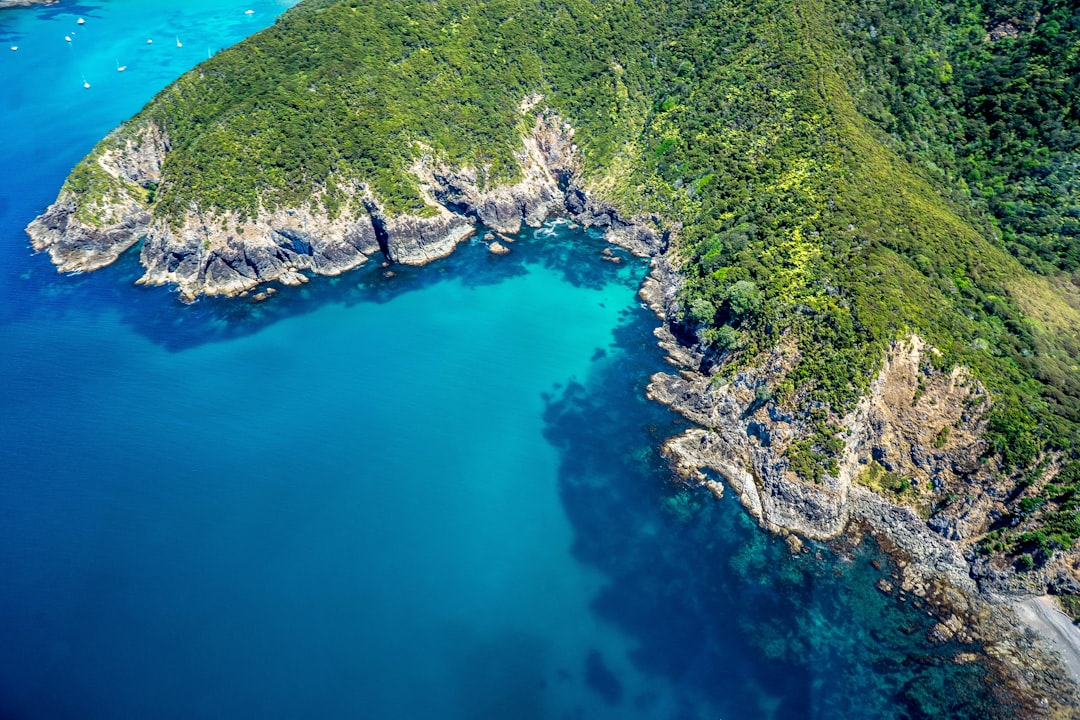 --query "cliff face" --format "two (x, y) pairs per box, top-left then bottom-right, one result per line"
(27, 112), (665, 301)
(648, 331), (1006, 576)
(136, 198), (384, 298)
